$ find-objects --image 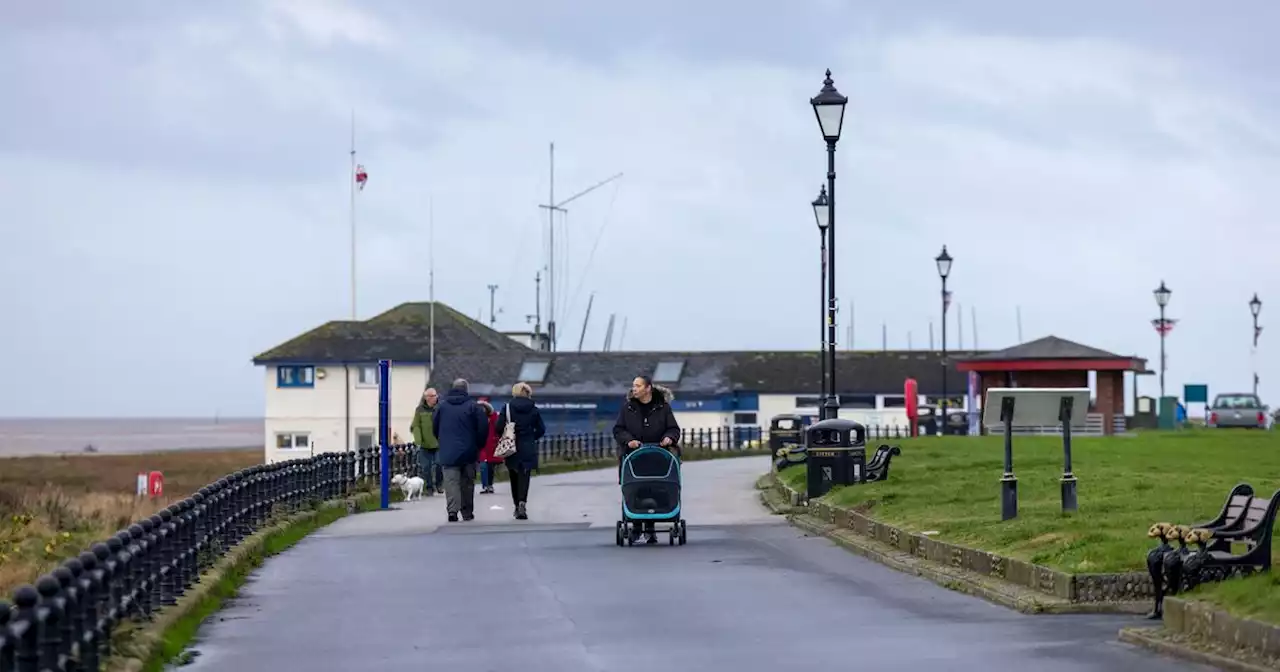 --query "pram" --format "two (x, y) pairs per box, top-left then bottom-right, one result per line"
(615, 443), (686, 546)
